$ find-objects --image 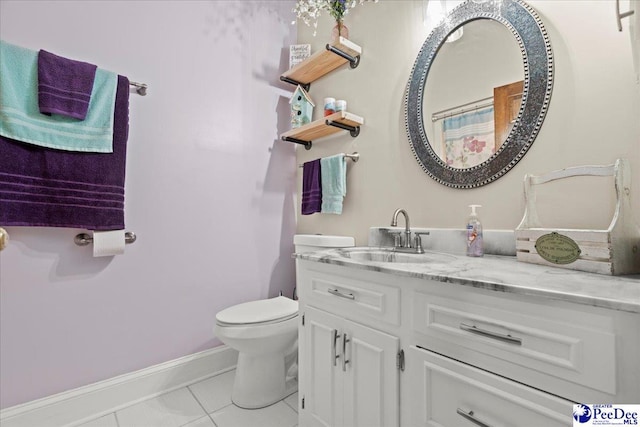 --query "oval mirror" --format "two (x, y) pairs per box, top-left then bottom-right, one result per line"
(405, 0), (553, 188)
